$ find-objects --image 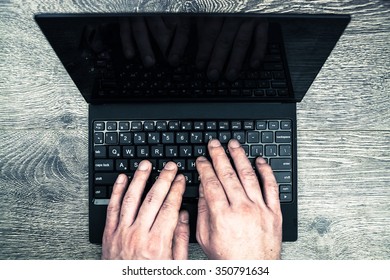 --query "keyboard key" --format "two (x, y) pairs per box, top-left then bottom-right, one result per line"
(206, 121), (217, 130)
(247, 131), (259, 143)
(156, 121), (167, 131)
(116, 159), (129, 171)
(134, 132), (146, 144)
(137, 146), (149, 157)
(95, 159), (114, 171)
(123, 146), (135, 158)
(148, 132), (160, 144)
(279, 184), (292, 193)
(105, 132), (118, 144)
(265, 145), (277, 156)
(268, 121), (279, 130)
(270, 158), (291, 170)
(130, 159), (142, 170)
(173, 159), (185, 170)
(180, 146), (193, 157)
(256, 121), (266, 130)
(95, 173), (122, 185)
(144, 121), (155, 131)
(166, 146), (178, 157)
(242, 145), (249, 156)
(181, 121), (192, 130)
(190, 132), (203, 143)
(119, 122), (129, 131)
(131, 121), (142, 131)
(94, 122), (105, 131)
(108, 146), (121, 158)
(219, 132), (231, 143)
(243, 121), (254, 130)
(232, 131), (245, 144)
(274, 171), (292, 183)
(94, 186), (107, 198)
(193, 146), (207, 156)
(106, 122), (117, 130)
(231, 121), (241, 130)
(187, 159), (197, 170)
(162, 132), (174, 144)
(151, 146), (164, 157)
(183, 173), (193, 184)
(194, 121), (204, 130)
(119, 132), (132, 144)
(280, 193), (292, 202)
(218, 121), (229, 130)
(184, 186), (199, 198)
(176, 132), (189, 144)
(275, 131), (291, 143)
(169, 121), (180, 130)
(250, 145), (263, 157)
(281, 120), (291, 130)
(94, 146), (106, 158)
(94, 132), (104, 144)
(261, 131), (273, 143)
(205, 132), (217, 142)
(279, 145), (291, 156)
